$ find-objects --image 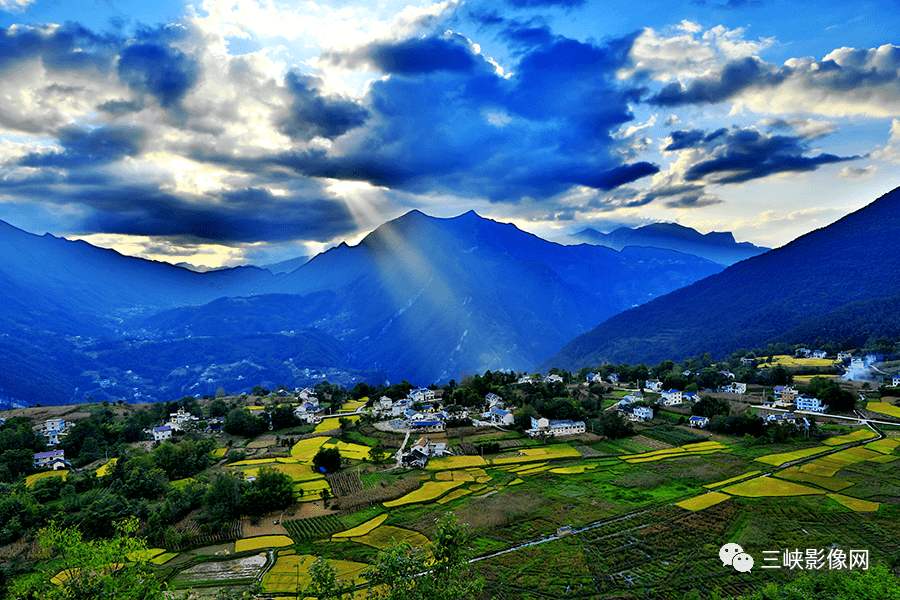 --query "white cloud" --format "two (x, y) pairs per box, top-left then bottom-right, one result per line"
(0, 0), (33, 11)
(836, 165), (877, 180)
